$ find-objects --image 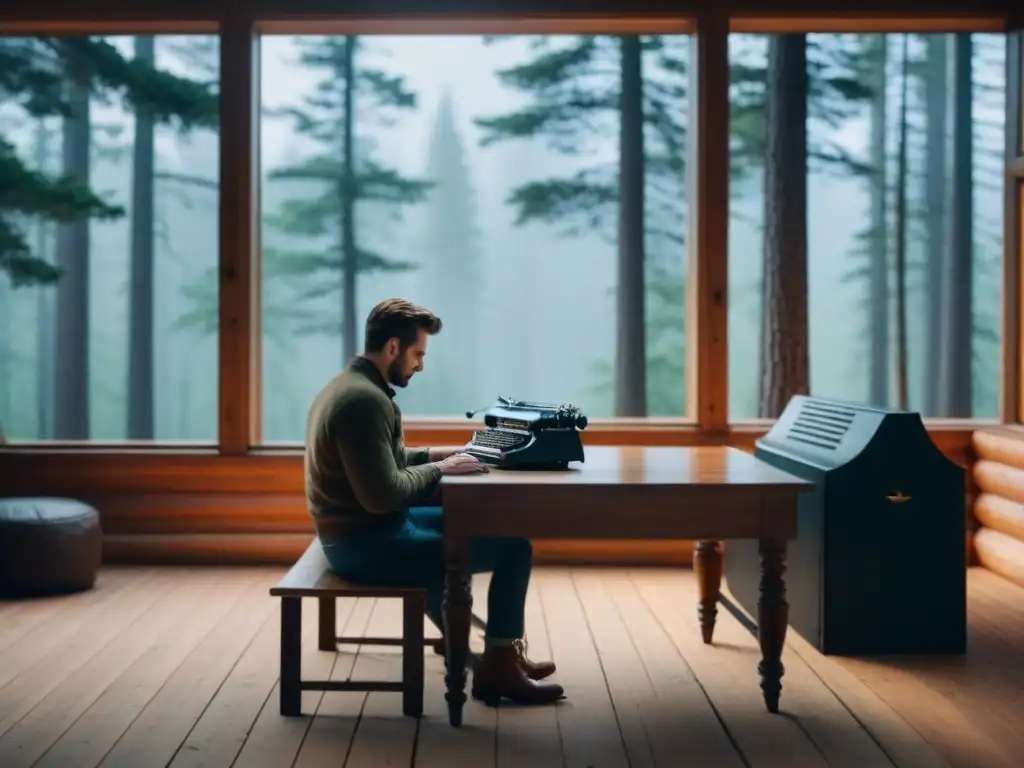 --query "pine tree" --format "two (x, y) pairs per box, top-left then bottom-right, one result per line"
(474, 35), (688, 417)
(0, 36), (218, 287)
(0, 36), (216, 438)
(261, 36), (431, 363)
(730, 34), (876, 416)
(400, 90), (483, 415)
